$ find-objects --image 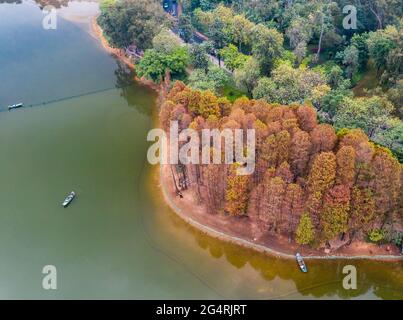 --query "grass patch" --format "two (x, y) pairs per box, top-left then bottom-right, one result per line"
(352, 60), (379, 97)
(221, 81), (246, 102)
